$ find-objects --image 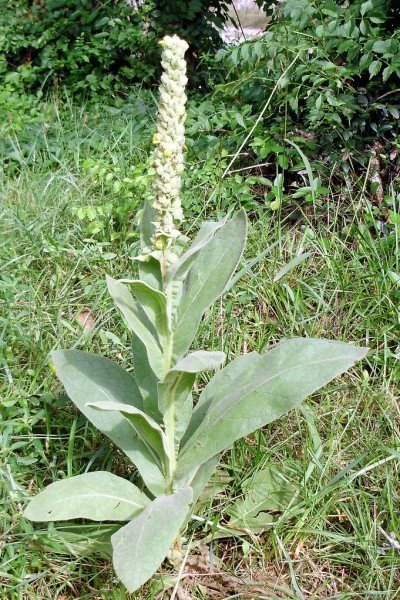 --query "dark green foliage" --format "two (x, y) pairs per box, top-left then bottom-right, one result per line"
(0, 0), (232, 97)
(217, 0), (400, 158)
(0, 0), (157, 97)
